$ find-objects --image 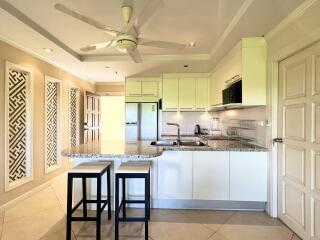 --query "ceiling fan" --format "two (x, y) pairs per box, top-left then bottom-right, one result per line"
(54, 0), (190, 63)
